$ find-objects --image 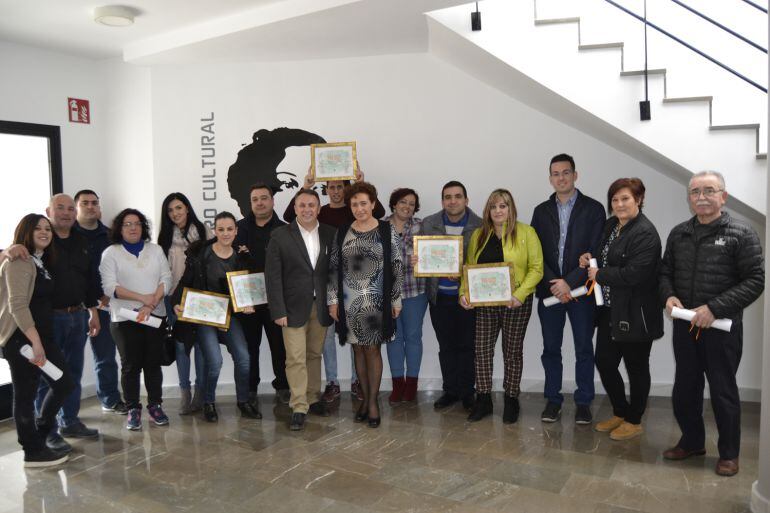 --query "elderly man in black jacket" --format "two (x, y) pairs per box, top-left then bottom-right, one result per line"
(659, 171), (764, 477)
(265, 189), (336, 431)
